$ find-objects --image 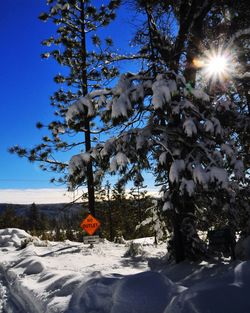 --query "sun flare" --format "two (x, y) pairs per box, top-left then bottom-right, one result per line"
(206, 55), (228, 76)
(193, 47), (236, 84)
